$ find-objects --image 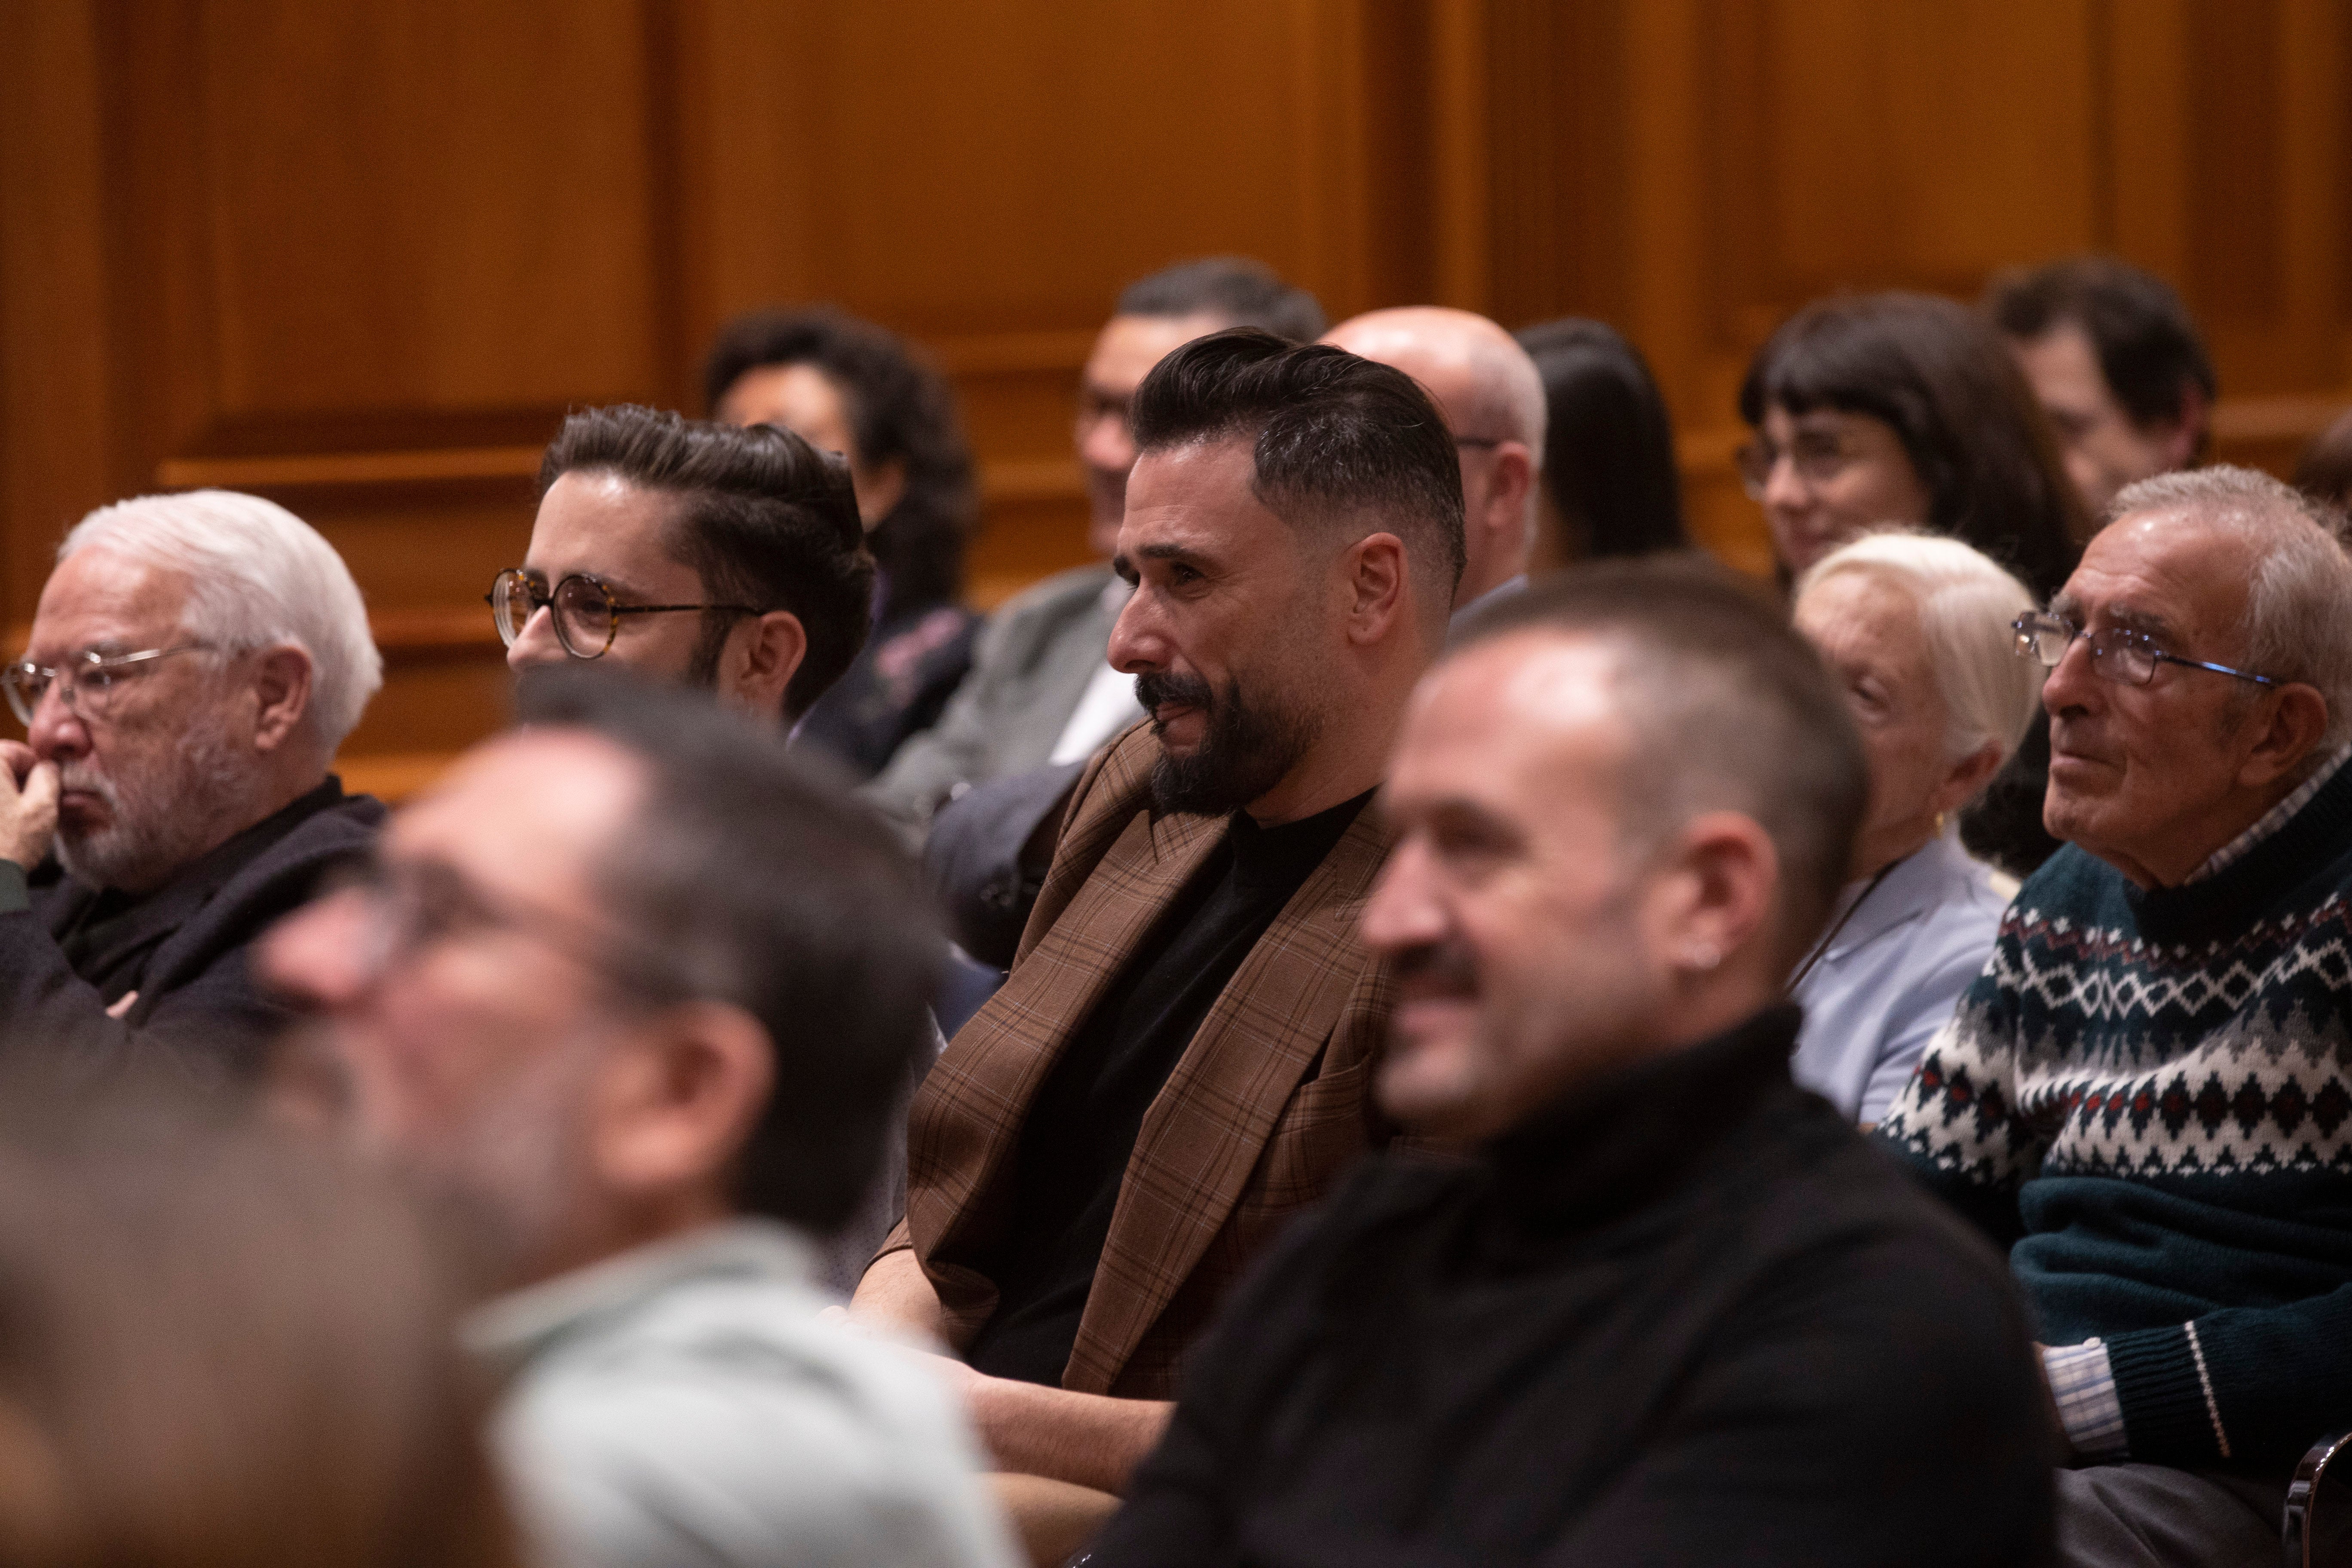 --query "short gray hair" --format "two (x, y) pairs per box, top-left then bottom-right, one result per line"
(59, 491), (383, 751)
(2107, 466), (2352, 750)
(1796, 531), (2043, 767)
